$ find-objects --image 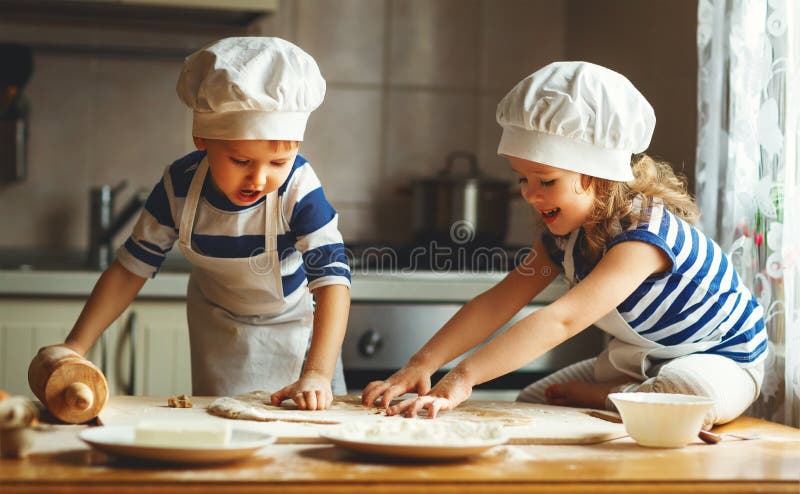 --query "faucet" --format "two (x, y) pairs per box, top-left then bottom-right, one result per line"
(87, 180), (149, 270)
